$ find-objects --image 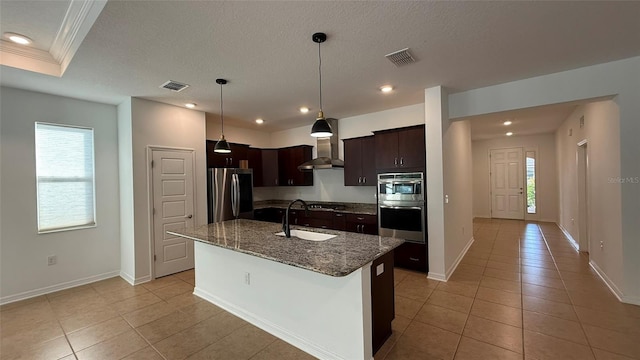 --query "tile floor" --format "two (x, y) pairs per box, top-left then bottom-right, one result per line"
(1, 219), (639, 359)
